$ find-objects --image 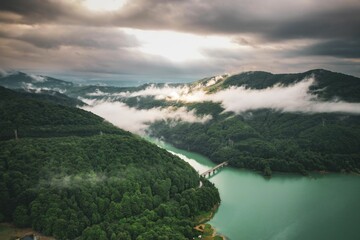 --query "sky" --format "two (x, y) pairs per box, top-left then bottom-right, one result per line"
(0, 0), (359, 84)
